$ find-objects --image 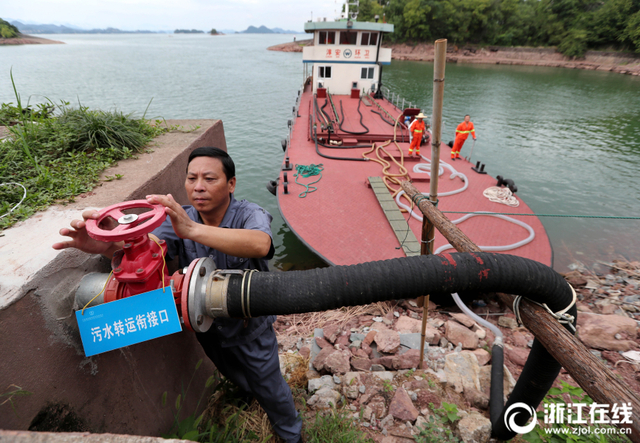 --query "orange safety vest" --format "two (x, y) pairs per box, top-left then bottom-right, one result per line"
(455, 121), (475, 140)
(410, 119), (425, 137)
